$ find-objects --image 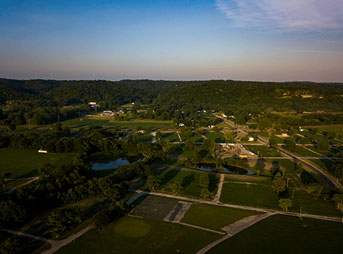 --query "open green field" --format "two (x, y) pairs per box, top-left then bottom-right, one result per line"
(308, 125), (343, 136)
(245, 145), (281, 157)
(208, 215), (343, 254)
(220, 177), (279, 210)
(130, 196), (178, 220)
(181, 204), (262, 231)
(62, 117), (173, 130)
(58, 216), (220, 254)
(0, 148), (76, 178)
(152, 168), (219, 198)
